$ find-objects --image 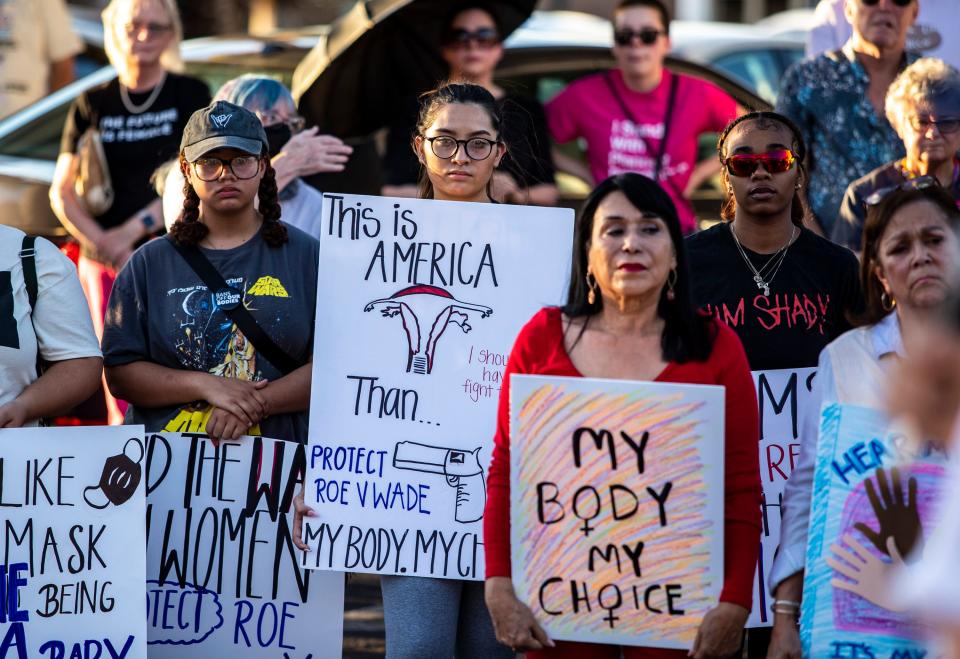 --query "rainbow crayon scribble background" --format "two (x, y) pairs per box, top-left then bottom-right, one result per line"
(510, 375), (725, 648)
